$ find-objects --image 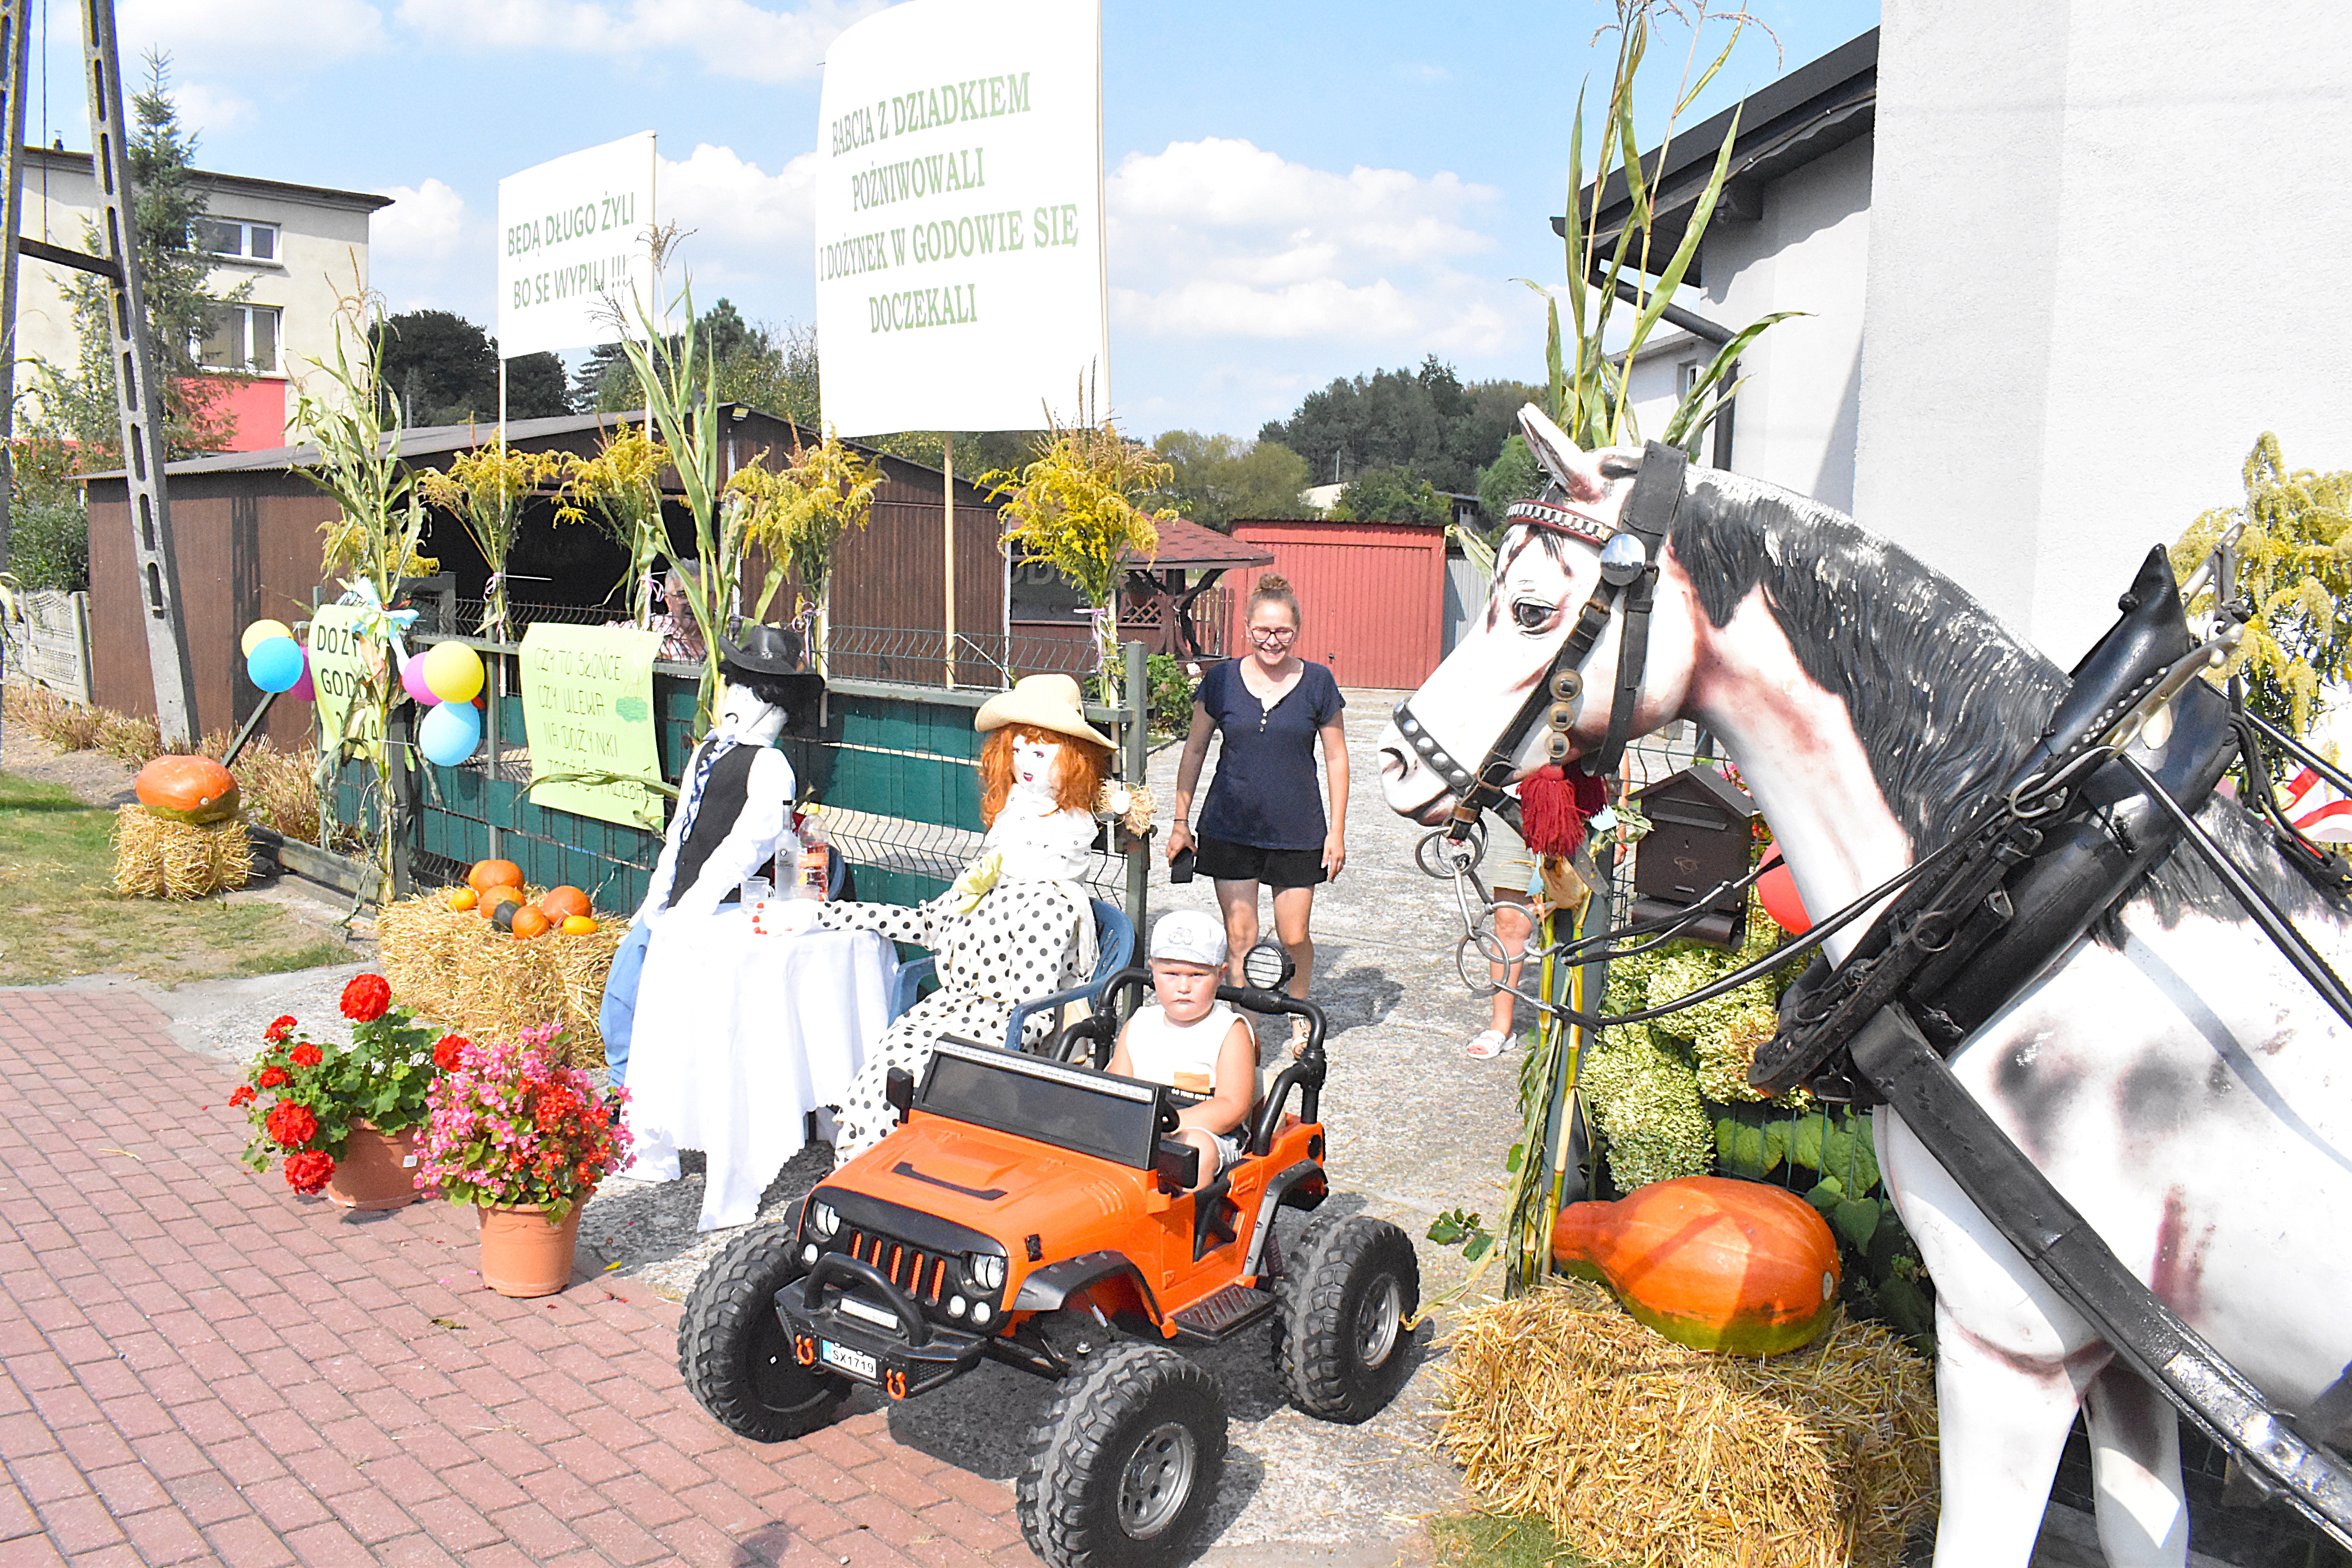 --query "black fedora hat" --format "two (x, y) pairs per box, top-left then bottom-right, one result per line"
(717, 621), (815, 679)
